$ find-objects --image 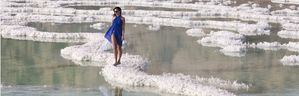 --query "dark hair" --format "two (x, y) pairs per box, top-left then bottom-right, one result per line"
(113, 7), (122, 17)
